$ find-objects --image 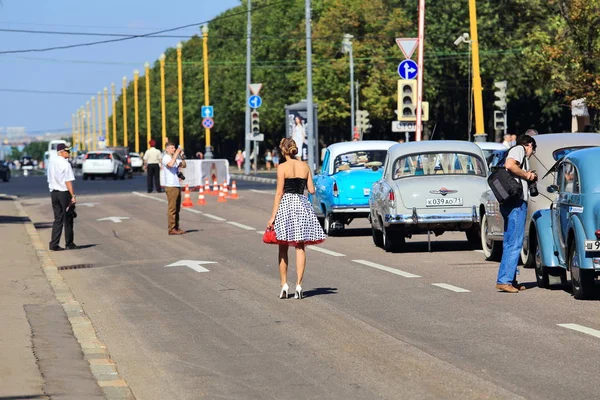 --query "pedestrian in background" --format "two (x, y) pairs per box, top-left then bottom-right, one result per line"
(496, 134), (537, 293)
(144, 139), (162, 193)
(162, 142), (187, 235)
(266, 138), (326, 300)
(47, 143), (77, 251)
(272, 149), (280, 168)
(235, 150), (244, 172)
(265, 150), (273, 171)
